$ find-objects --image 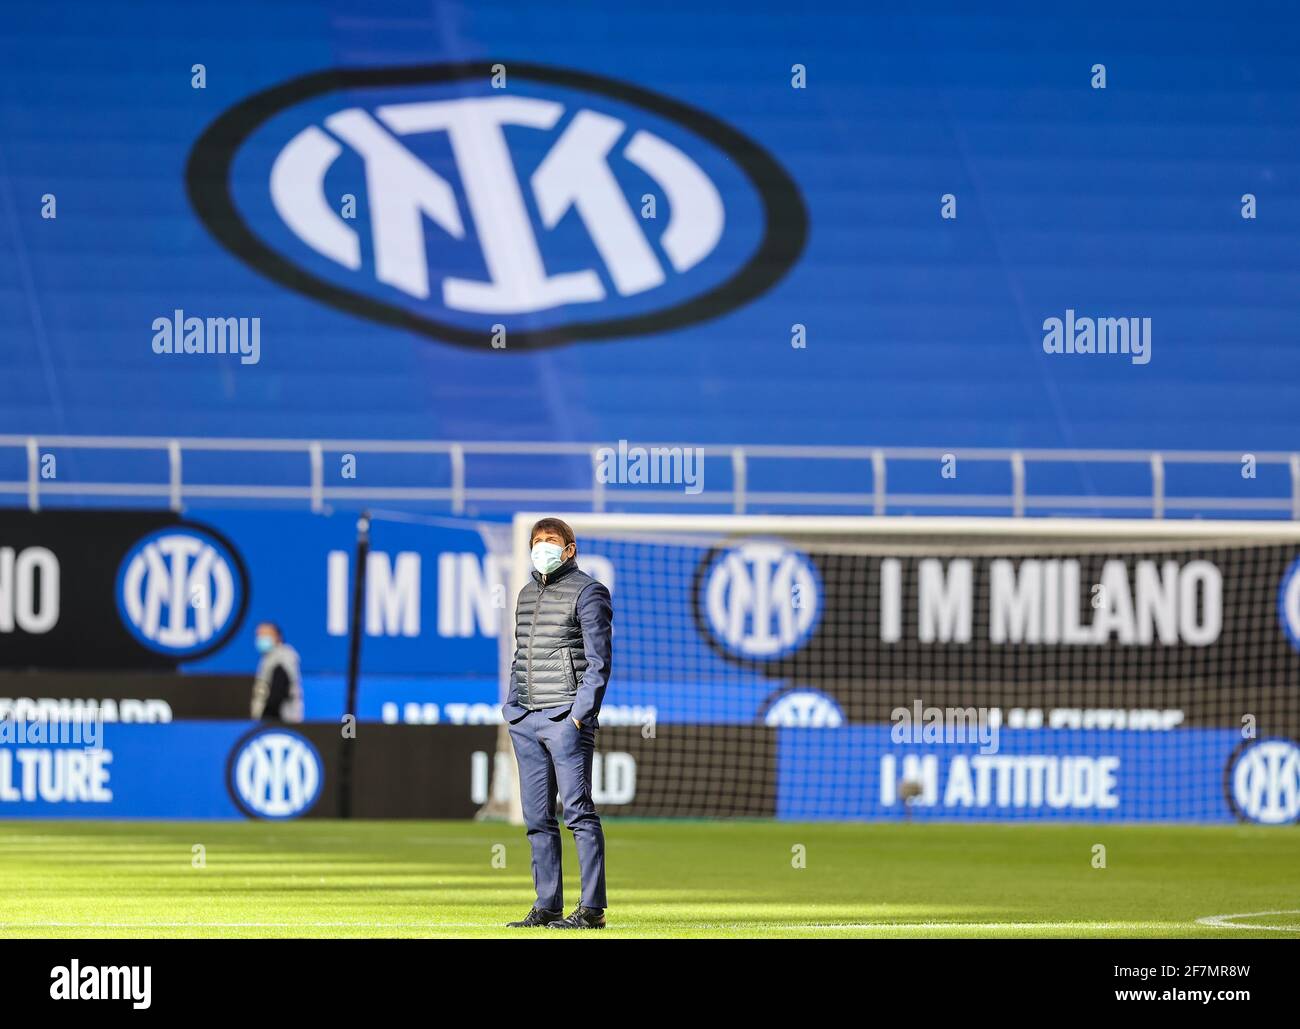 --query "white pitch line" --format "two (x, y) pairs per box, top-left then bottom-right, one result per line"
(758, 921), (1168, 932)
(3, 916), (1286, 933)
(1195, 910), (1300, 932)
